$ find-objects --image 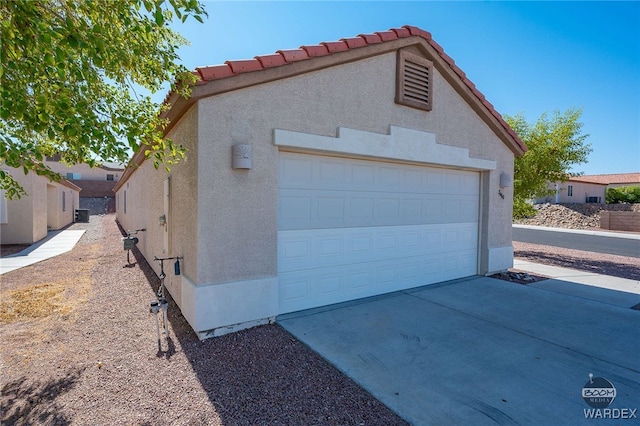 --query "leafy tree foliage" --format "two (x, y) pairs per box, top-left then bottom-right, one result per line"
(0, 0), (206, 198)
(505, 108), (592, 218)
(606, 186), (640, 204)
